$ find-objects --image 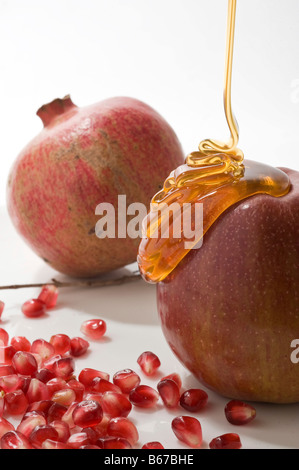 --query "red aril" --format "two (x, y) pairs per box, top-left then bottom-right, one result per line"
(52, 356), (75, 379)
(72, 400), (103, 428)
(0, 328), (9, 346)
(12, 351), (38, 376)
(49, 420), (70, 443)
(179, 389), (208, 412)
(129, 385), (159, 408)
(80, 444), (101, 449)
(137, 351), (161, 376)
(26, 399), (53, 416)
(92, 415), (110, 438)
(142, 441), (164, 449)
(65, 379), (85, 401)
(17, 414), (47, 438)
(4, 389), (28, 415)
(0, 345), (16, 365)
(61, 401), (78, 429)
(67, 431), (92, 449)
(0, 364), (15, 377)
(161, 373), (182, 391)
(0, 391), (4, 417)
(70, 337), (89, 357)
(46, 377), (67, 395)
(157, 379), (180, 408)
(80, 319), (107, 340)
(107, 417), (139, 446)
(1, 430), (33, 449)
(0, 417), (15, 438)
(43, 354), (62, 372)
(100, 391), (132, 418)
(26, 378), (50, 403)
(33, 367), (55, 383)
(98, 436), (132, 449)
(47, 402), (68, 423)
(38, 285), (58, 309)
(51, 388), (76, 407)
(29, 424), (59, 449)
(113, 369), (140, 394)
(209, 433), (242, 449)
(31, 339), (55, 362)
(10, 336), (31, 352)
(42, 439), (72, 449)
(78, 368), (110, 389)
(21, 299), (46, 318)
(171, 416), (202, 449)
(0, 374), (23, 393)
(224, 400), (256, 425)
(90, 377), (121, 394)
(49, 334), (71, 355)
